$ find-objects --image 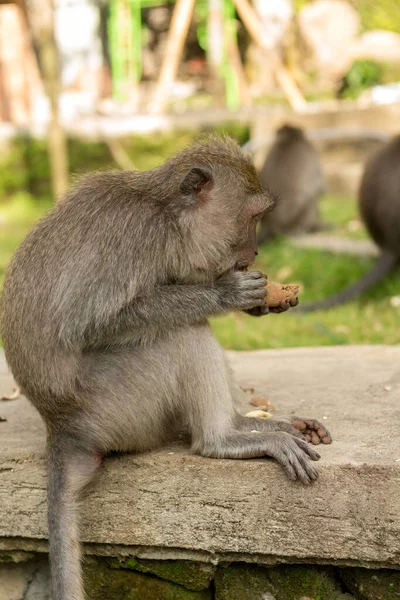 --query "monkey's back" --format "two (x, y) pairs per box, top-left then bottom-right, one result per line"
(359, 135), (400, 255)
(0, 170), (164, 410)
(259, 133), (324, 234)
